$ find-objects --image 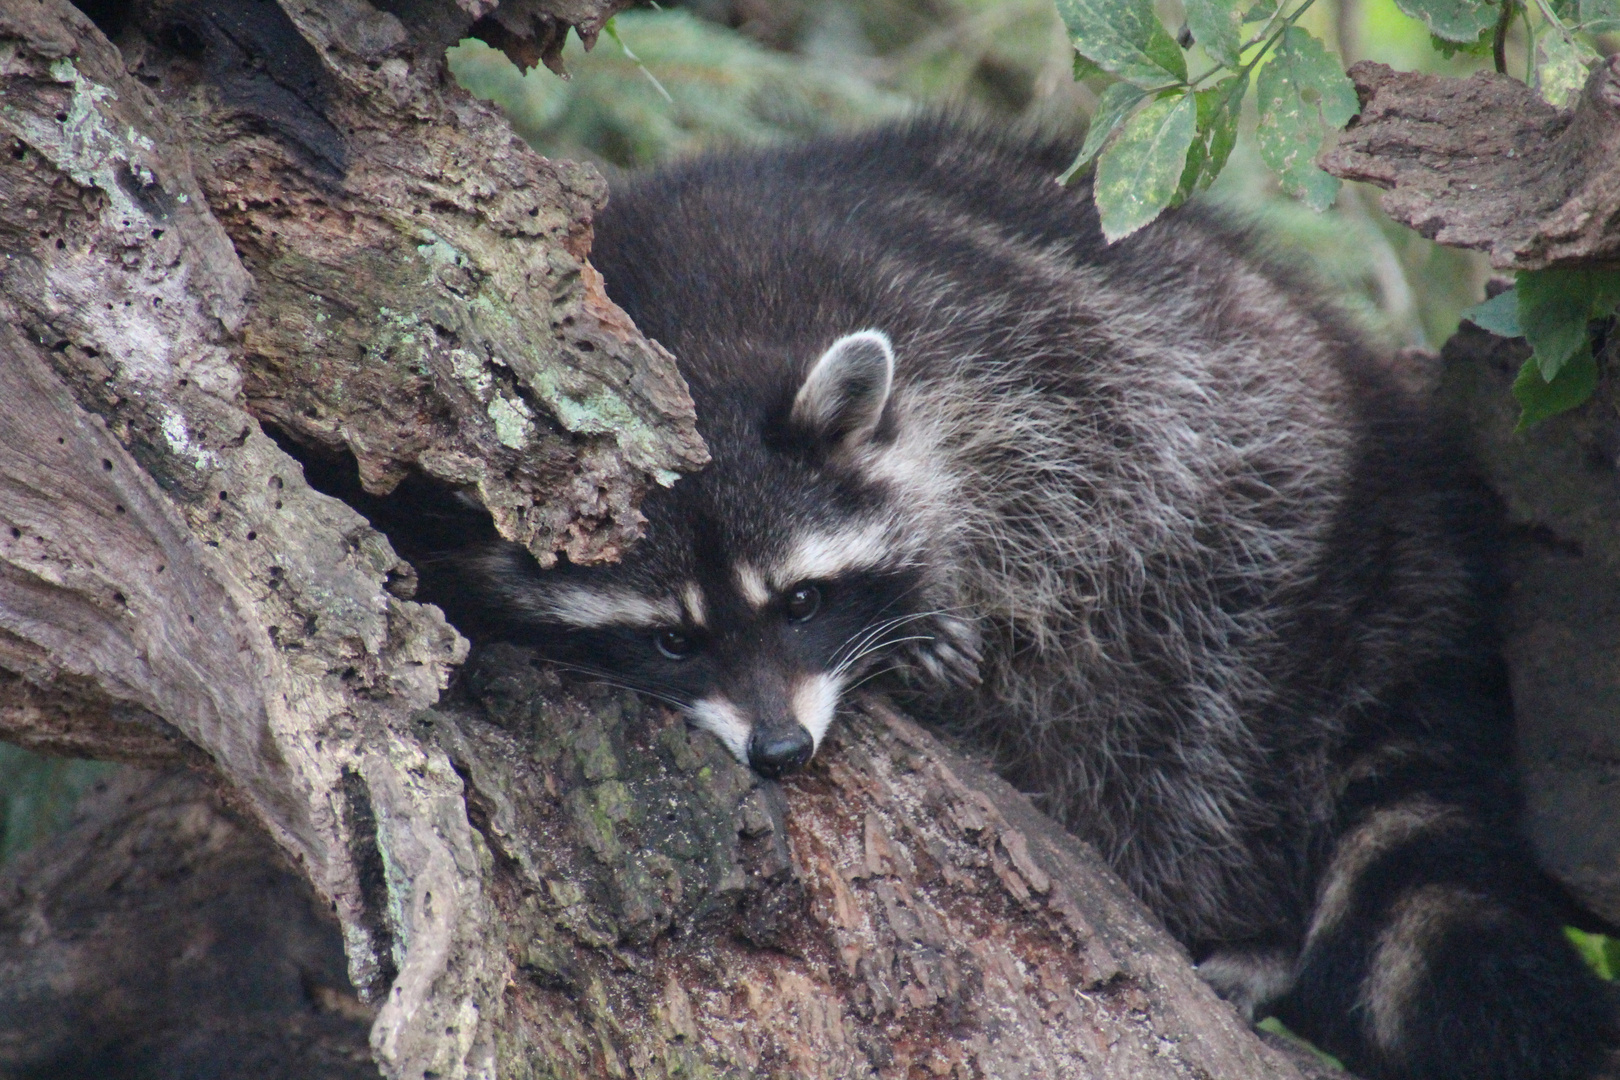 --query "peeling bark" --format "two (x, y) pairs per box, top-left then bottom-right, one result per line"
(469, 0), (637, 77)
(0, 1), (1323, 1077)
(1321, 57), (1620, 270)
